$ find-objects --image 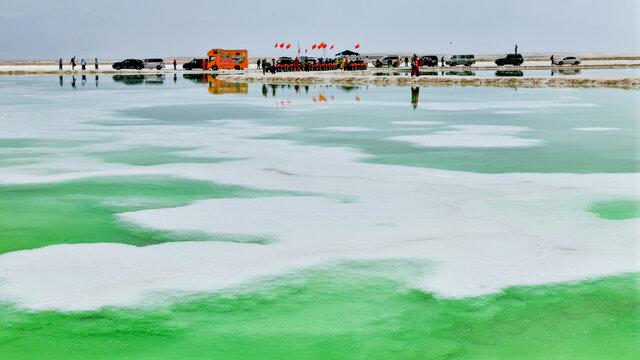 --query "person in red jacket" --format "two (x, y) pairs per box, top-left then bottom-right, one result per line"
(173, 59), (177, 70)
